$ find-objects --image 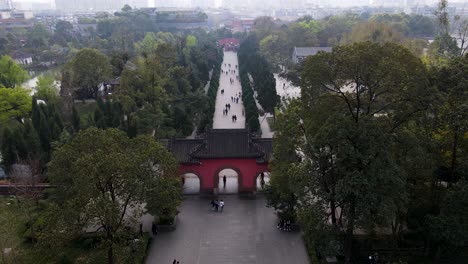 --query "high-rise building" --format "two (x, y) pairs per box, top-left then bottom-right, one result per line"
(130, 0), (150, 8)
(191, 0), (216, 8)
(55, 0), (130, 12)
(0, 0), (12, 10)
